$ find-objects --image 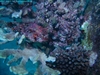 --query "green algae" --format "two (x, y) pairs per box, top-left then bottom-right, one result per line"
(81, 21), (93, 50)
